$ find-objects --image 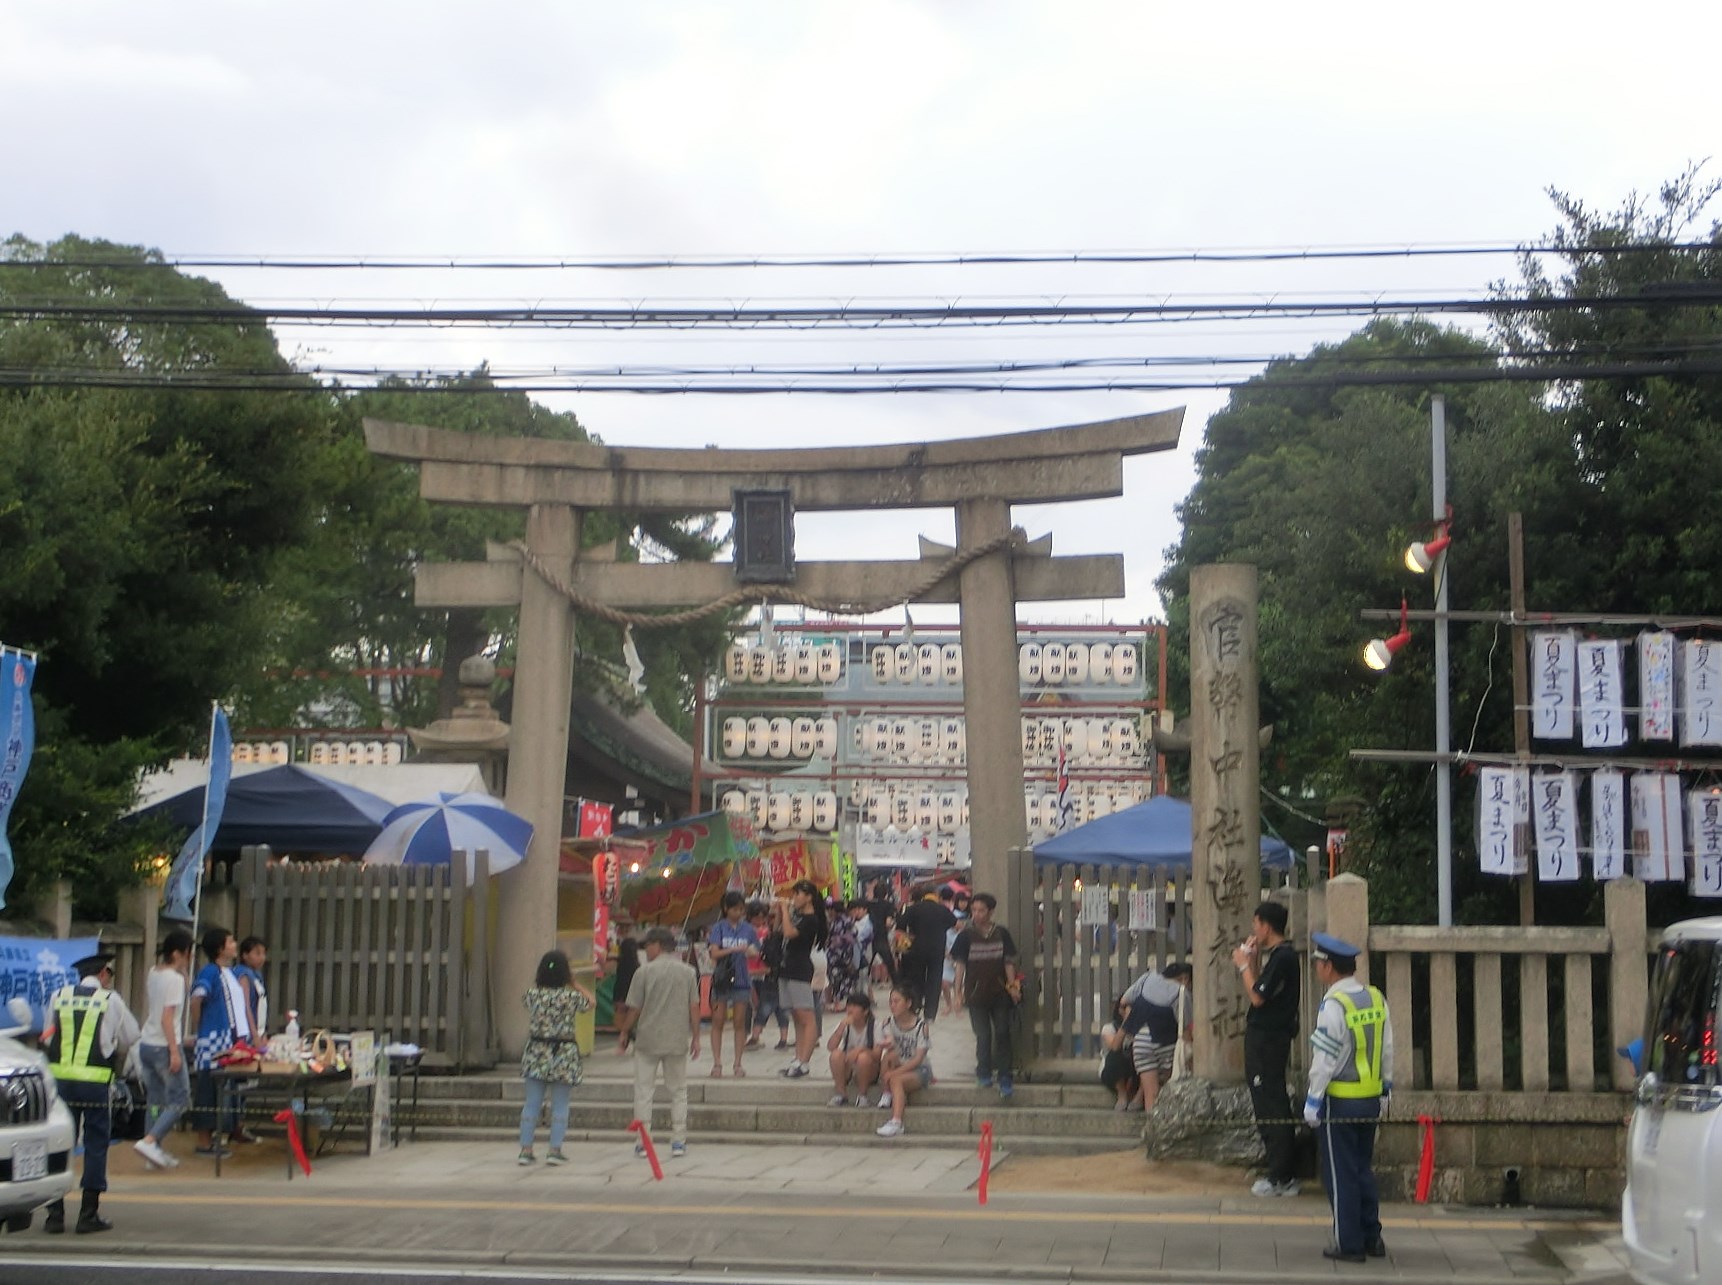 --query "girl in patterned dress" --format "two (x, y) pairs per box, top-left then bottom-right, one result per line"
(823, 900), (860, 1010)
(518, 950), (596, 1165)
